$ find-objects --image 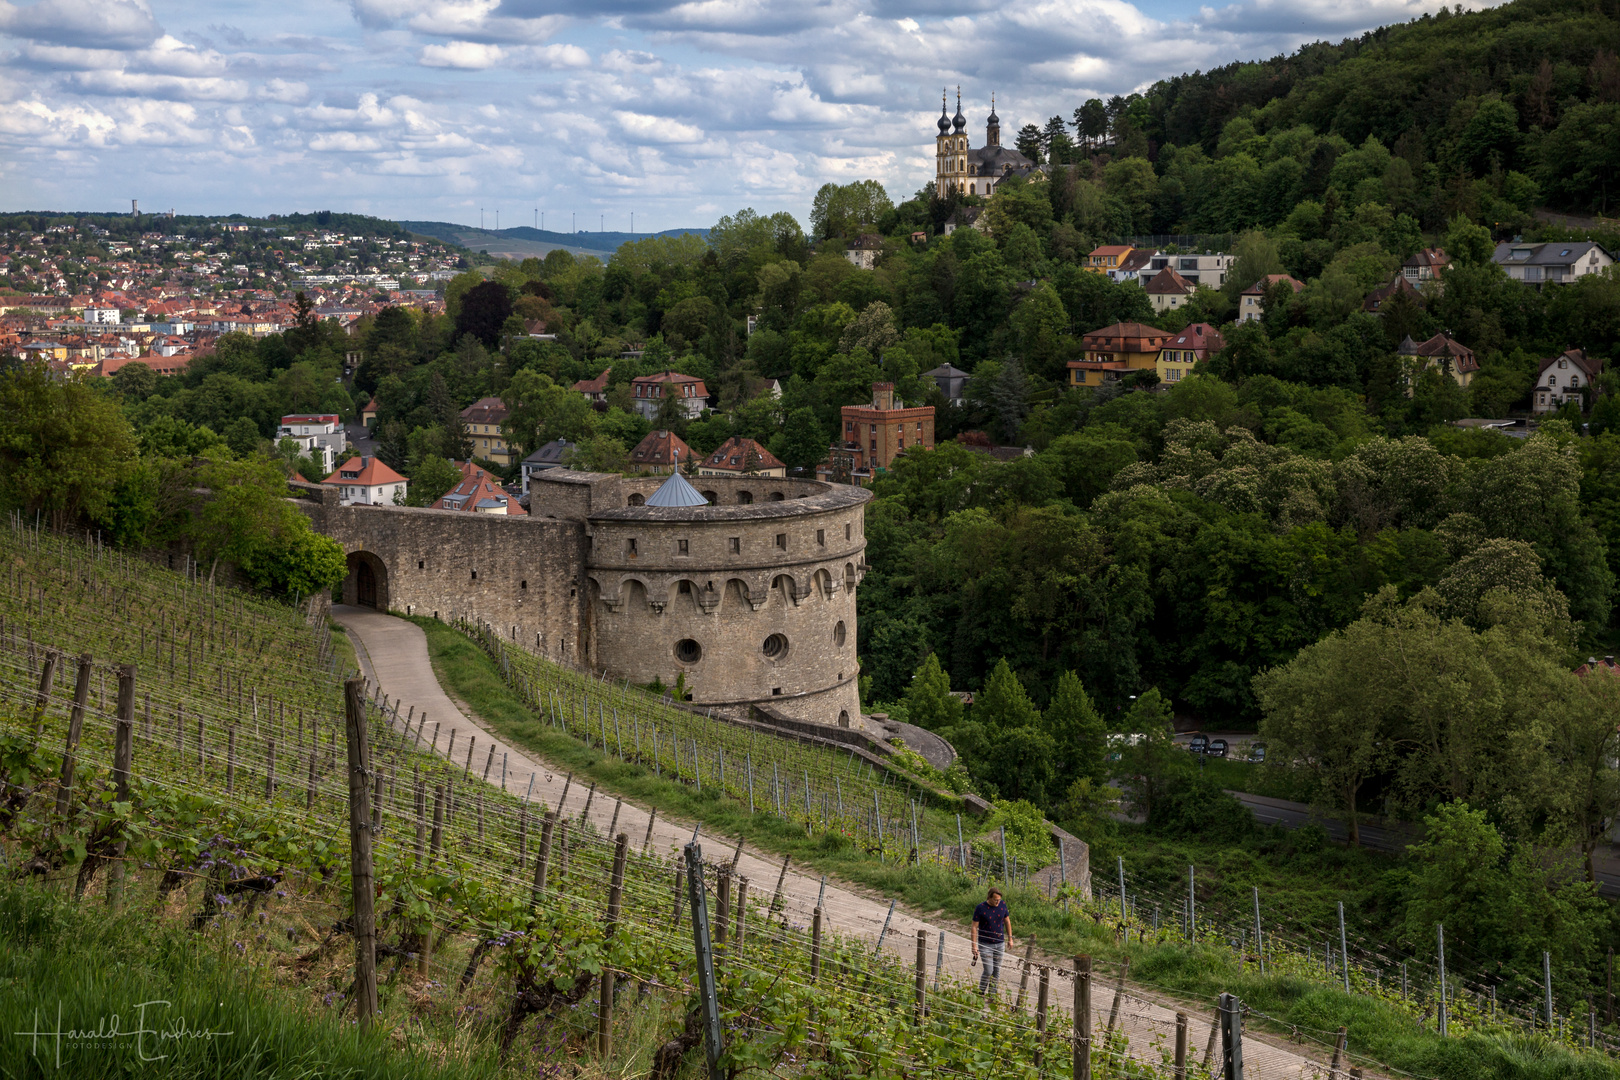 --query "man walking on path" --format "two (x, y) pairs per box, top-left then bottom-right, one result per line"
(969, 887), (1011, 999)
